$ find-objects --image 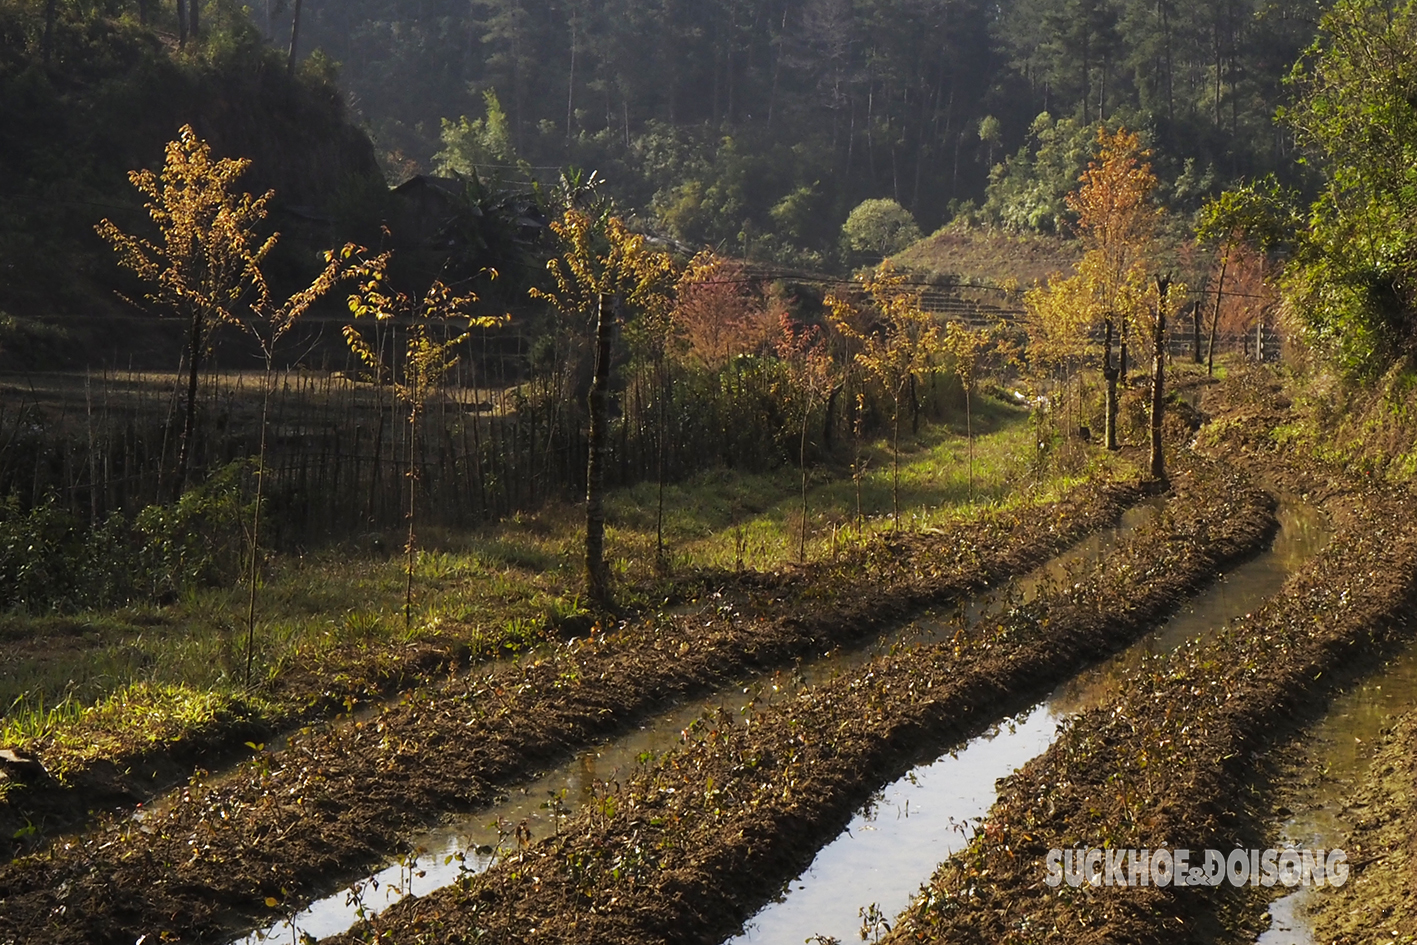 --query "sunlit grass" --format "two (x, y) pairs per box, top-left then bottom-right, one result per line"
(606, 394), (1110, 571)
(1, 682), (269, 781)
